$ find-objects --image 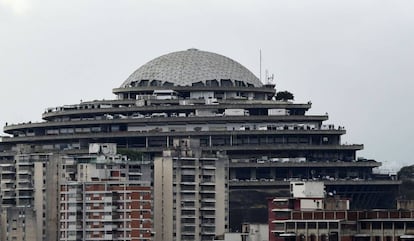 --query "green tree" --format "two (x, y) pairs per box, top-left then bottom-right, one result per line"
(275, 91), (294, 101)
(397, 165), (414, 199)
(118, 149), (143, 161)
(398, 165), (414, 180)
